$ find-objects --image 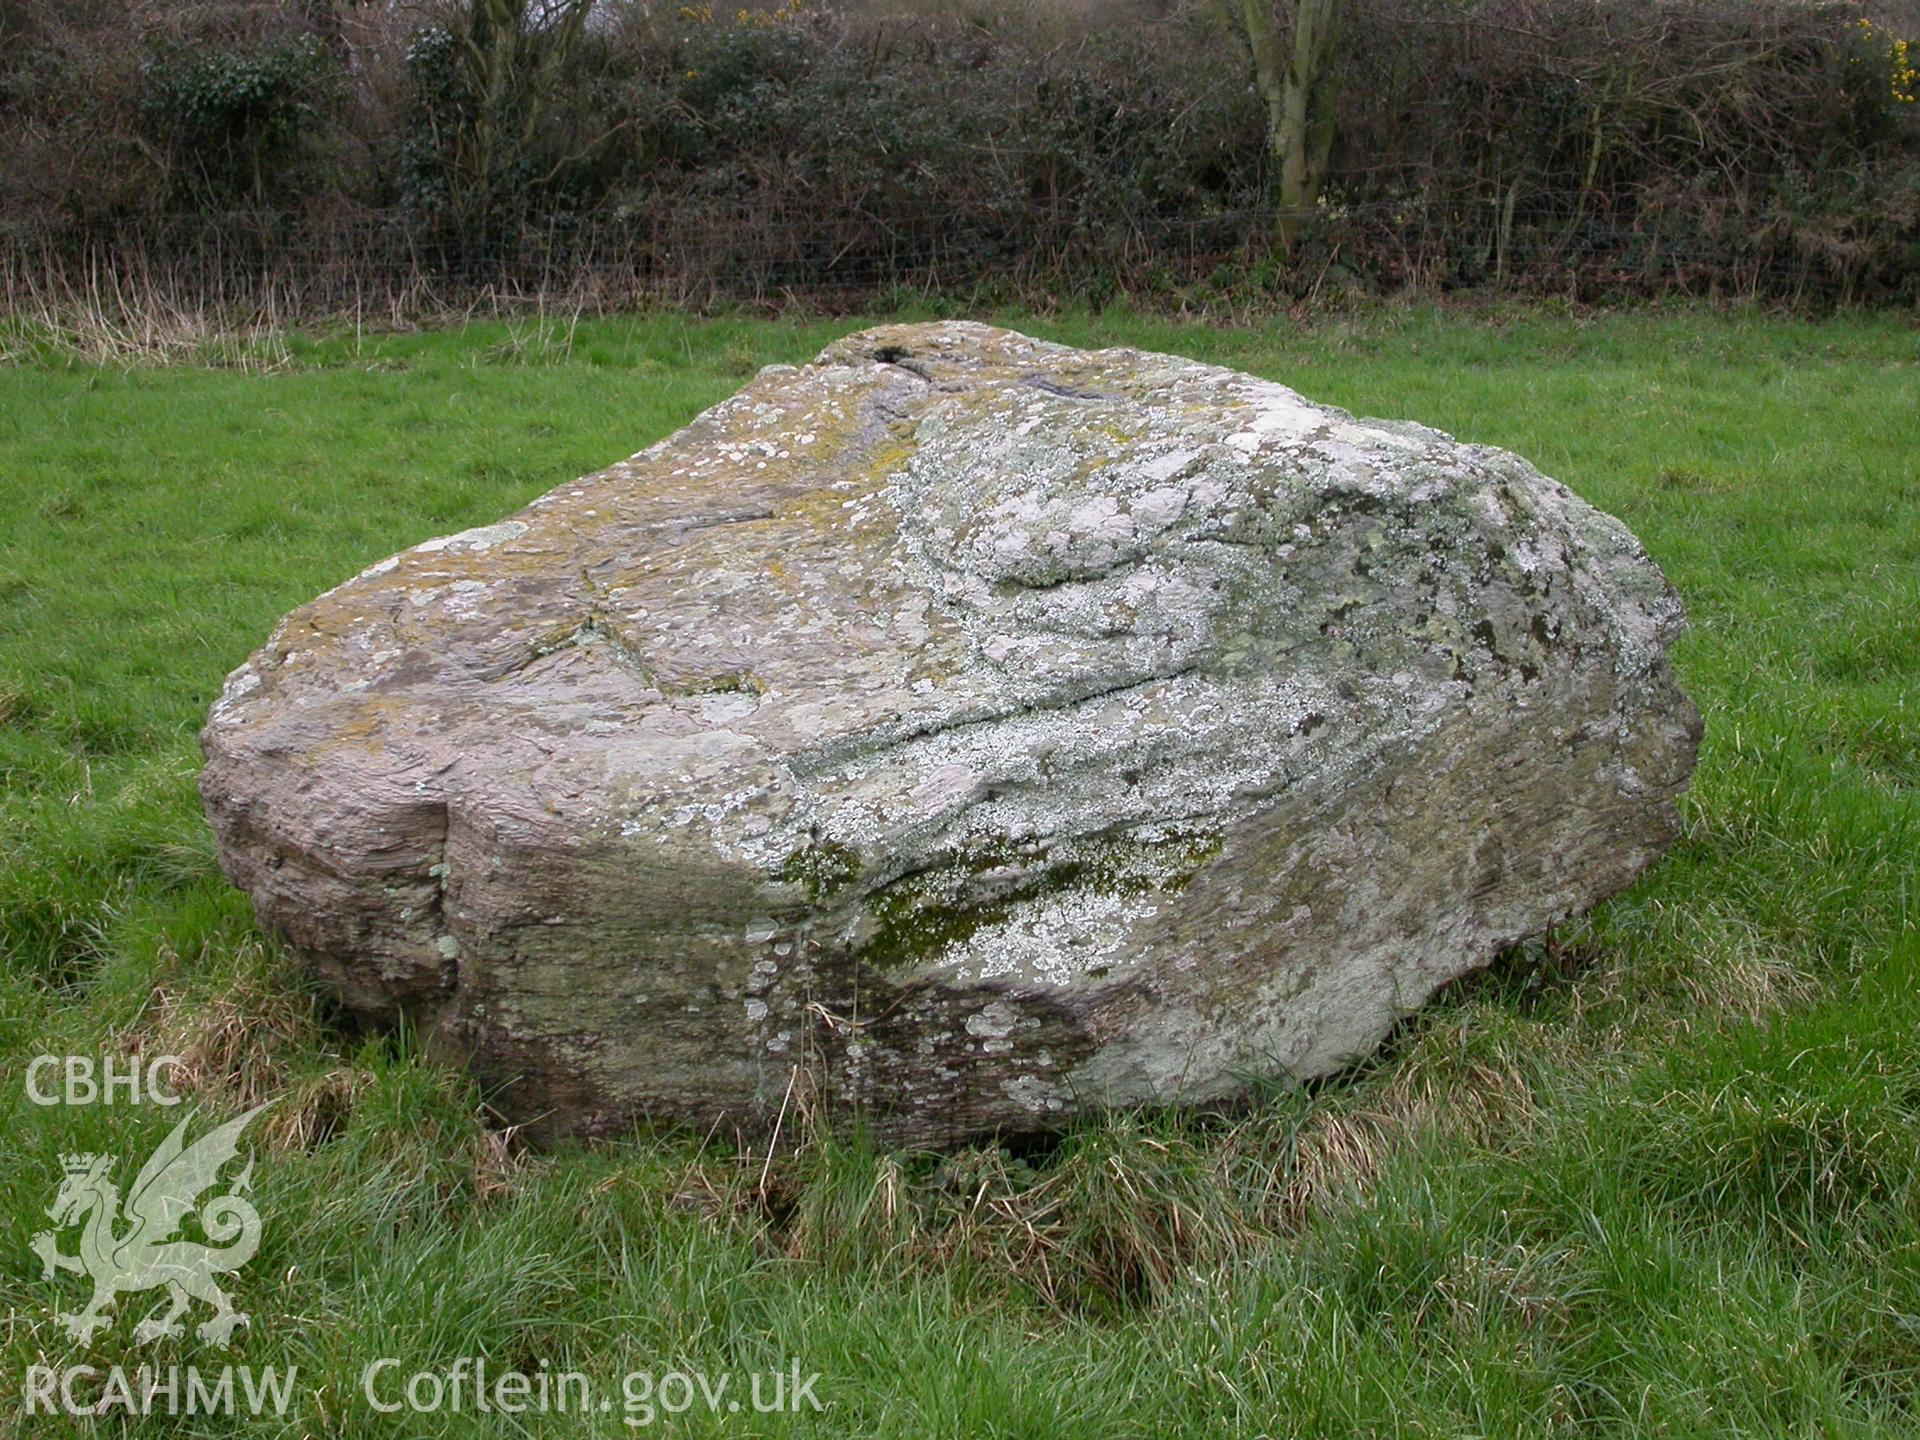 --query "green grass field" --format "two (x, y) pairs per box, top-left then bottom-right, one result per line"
(2, 306), (1917, 1436)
